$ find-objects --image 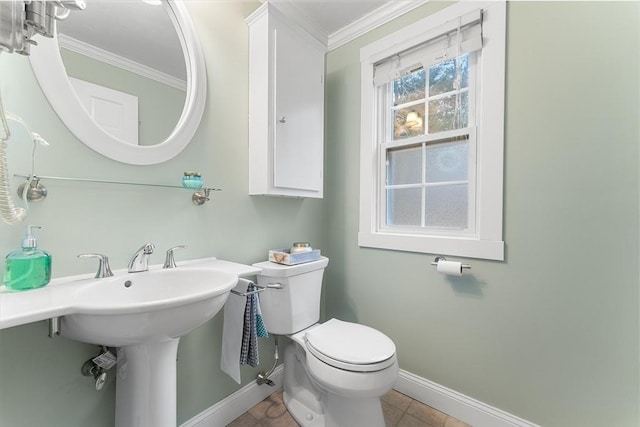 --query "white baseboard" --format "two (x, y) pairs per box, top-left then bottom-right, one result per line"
(394, 369), (540, 427)
(180, 365), (284, 427)
(181, 366), (539, 427)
